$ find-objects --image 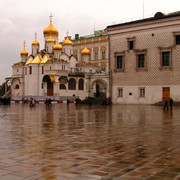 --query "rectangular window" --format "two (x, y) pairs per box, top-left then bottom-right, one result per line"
(25, 68), (27, 75)
(138, 54), (145, 68)
(117, 56), (123, 69)
(102, 50), (106, 60)
(176, 35), (180, 44)
(129, 41), (134, 50)
(118, 88), (123, 97)
(29, 66), (32, 74)
(94, 51), (98, 60)
(140, 88), (145, 98)
(42, 66), (44, 74)
(162, 52), (170, 66)
(41, 83), (43, 89)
